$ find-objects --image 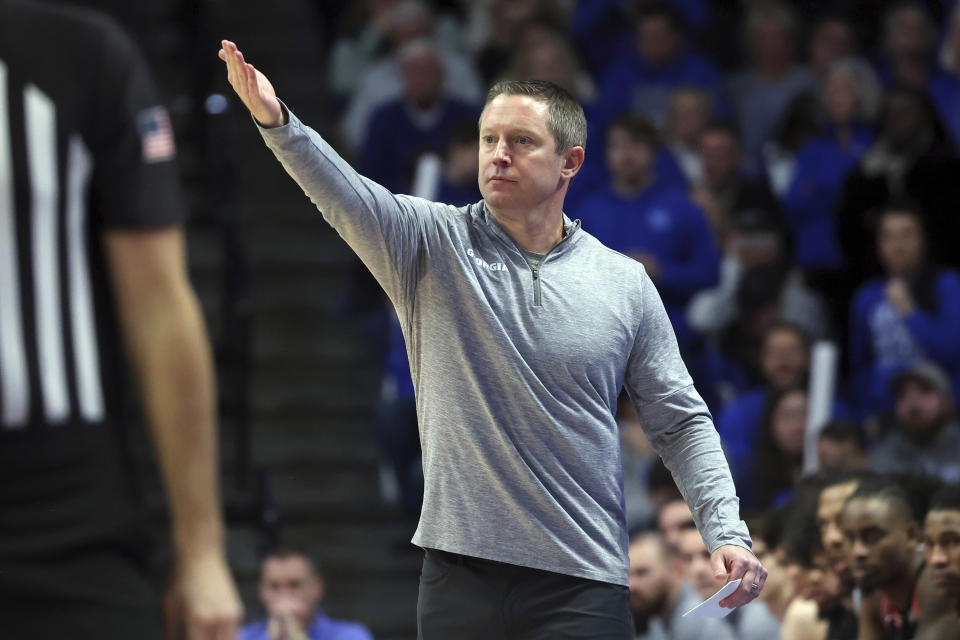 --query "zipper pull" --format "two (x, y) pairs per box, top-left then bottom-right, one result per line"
(531, 267), (539, 280)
